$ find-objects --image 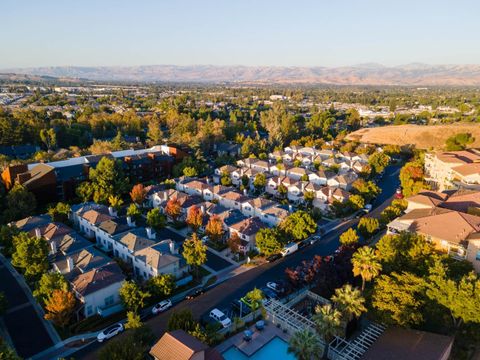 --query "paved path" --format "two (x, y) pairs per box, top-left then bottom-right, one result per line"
(0, 255), (60, 358)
